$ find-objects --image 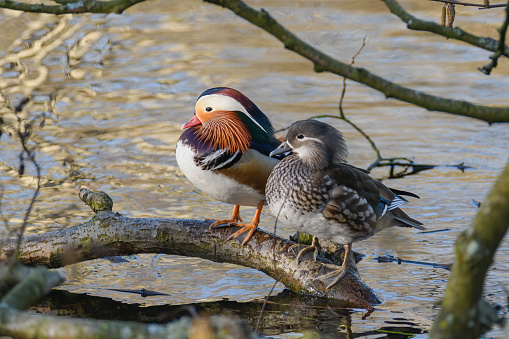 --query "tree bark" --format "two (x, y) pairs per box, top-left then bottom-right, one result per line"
(0, 263), (64, 310)
(0, 262), (256, 339)
(382, 0), (509, 57)
(0, 0), (146, 14)
(430, 161), (509, 338)
(204, 0), (509, 124)
(0, 190), (381, 308)
(0, 306), (258, 339)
